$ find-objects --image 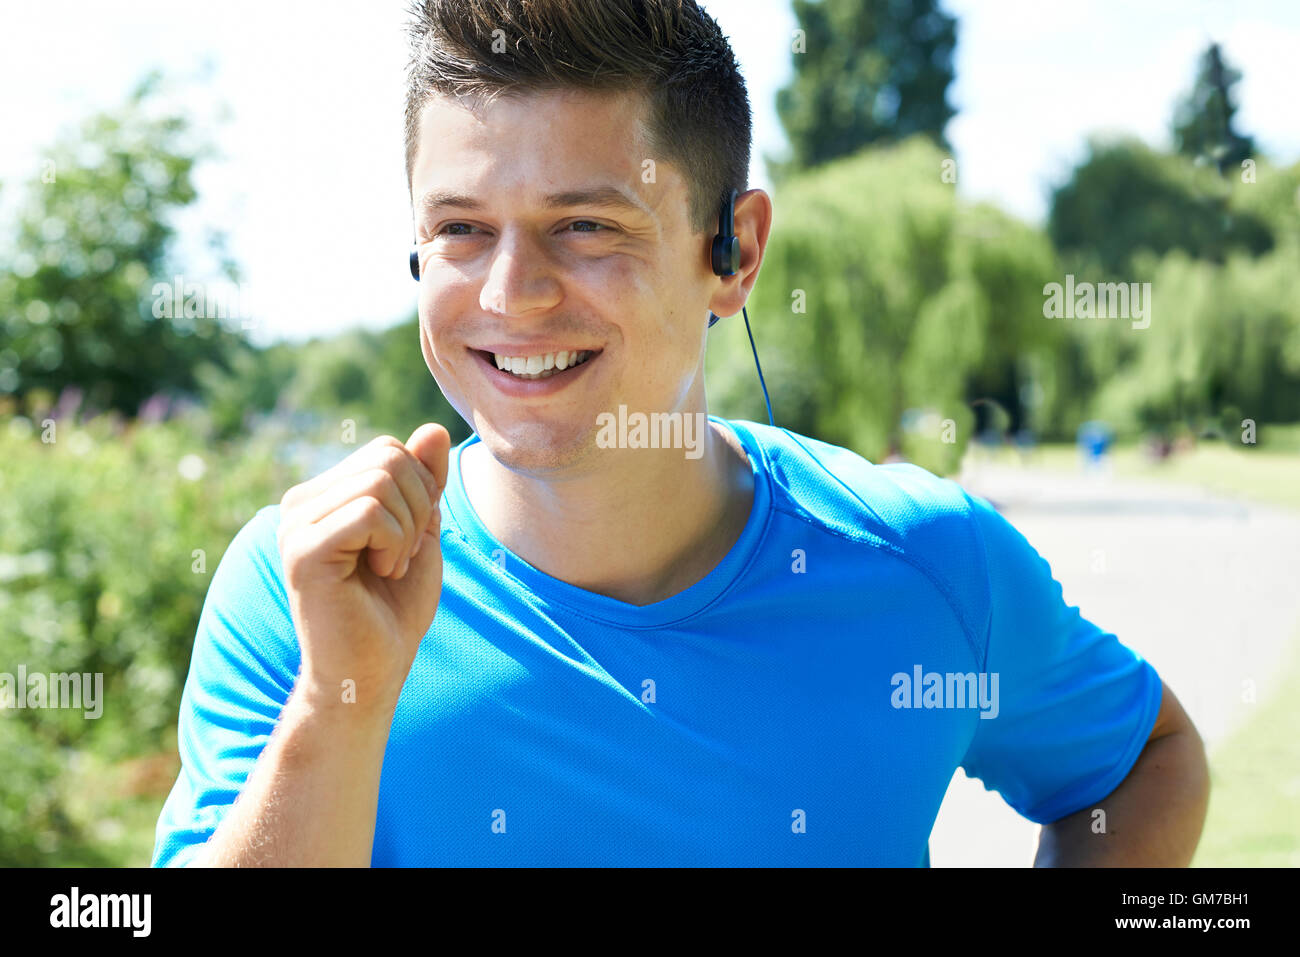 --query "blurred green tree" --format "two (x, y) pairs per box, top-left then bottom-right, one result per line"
(771, 0), (957, 180)
(1047, 138), (1273, 275)
(708, 137), (1062, 473)
(272, 318), (470, 444)
(0, 72), (245, 418)
(1173, 42), (1255, 174)
(1085, 248), (1300, 432)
